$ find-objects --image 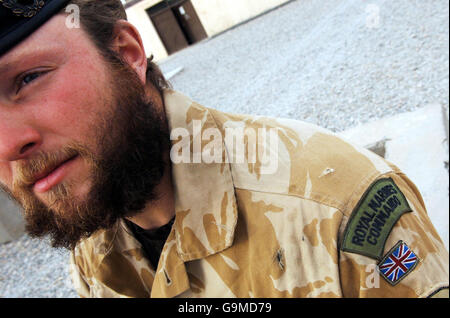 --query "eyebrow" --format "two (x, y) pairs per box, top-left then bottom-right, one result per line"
(0, 46), (63, 75)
